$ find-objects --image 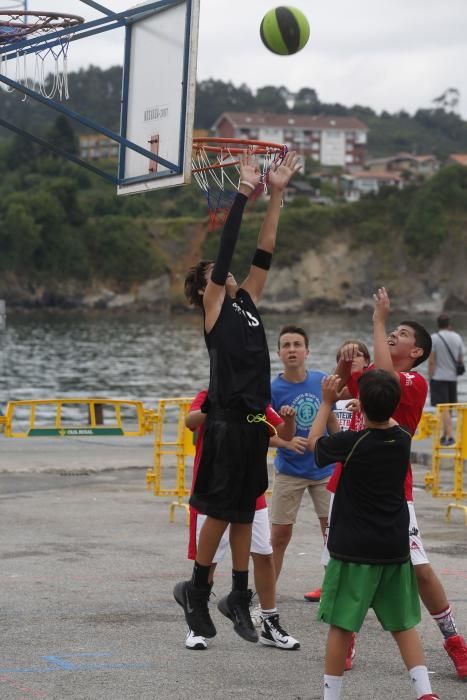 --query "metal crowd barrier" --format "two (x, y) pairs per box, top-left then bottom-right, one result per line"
(0, 398), (156, 438)
(146, 397), (195, 525)
(419, 404), (467, 525)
